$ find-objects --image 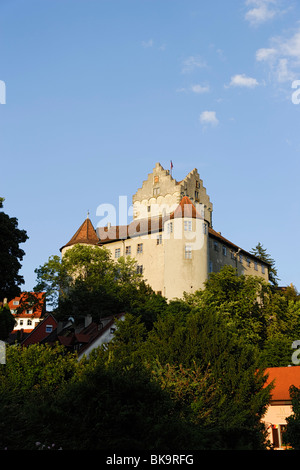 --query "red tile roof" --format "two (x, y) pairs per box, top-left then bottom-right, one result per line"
(8, 292), (45, 319)
(170, 195), (203, 220)
(60, 216), (99, 251)
(264, 366), (300, 402)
